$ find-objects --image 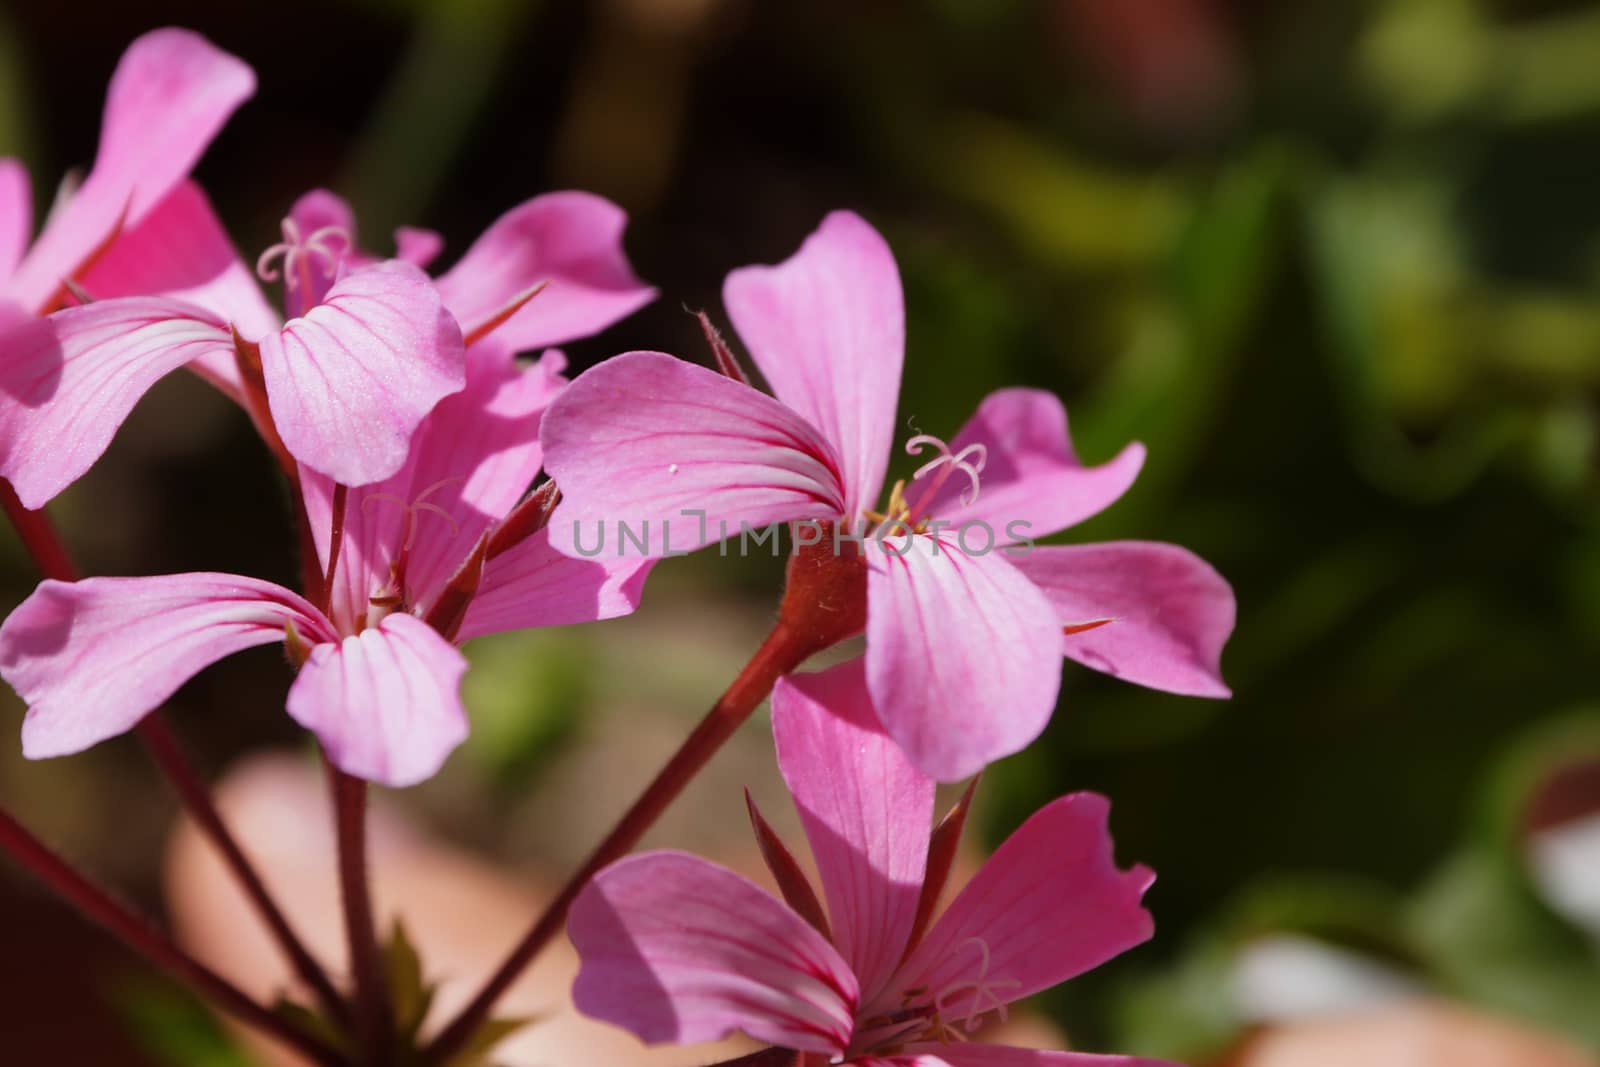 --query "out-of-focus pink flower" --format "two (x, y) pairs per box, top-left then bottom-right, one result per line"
(0, 344), (650, 786)
(541, 210), (1234, 781)
(571, 658), (1169, 1066)
(0, 28), (255, 316)
(1051, 0), (1240, 135)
